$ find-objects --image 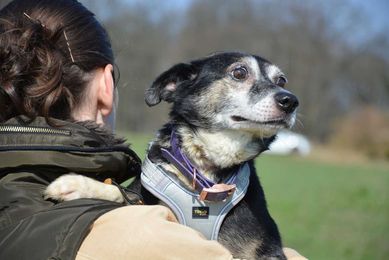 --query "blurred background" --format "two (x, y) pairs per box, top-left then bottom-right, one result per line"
(2, 0), (388, 259)
(82, 0), (389, 161)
